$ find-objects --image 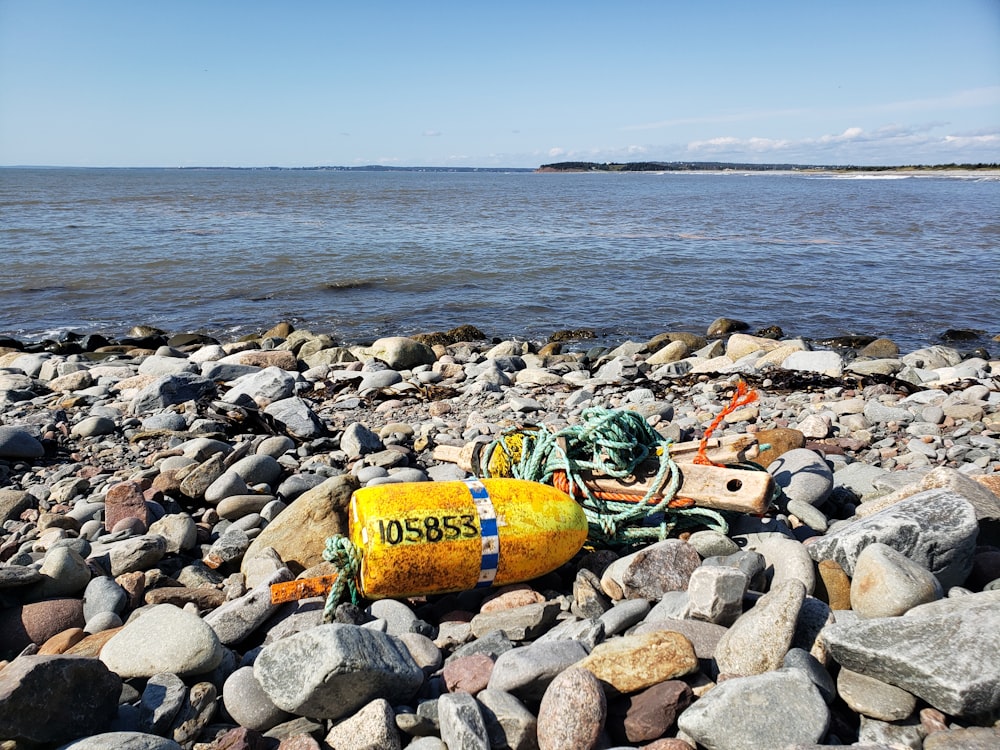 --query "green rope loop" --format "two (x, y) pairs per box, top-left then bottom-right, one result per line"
(483, 407), (730, 544)
(321, 534), (362, 623)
